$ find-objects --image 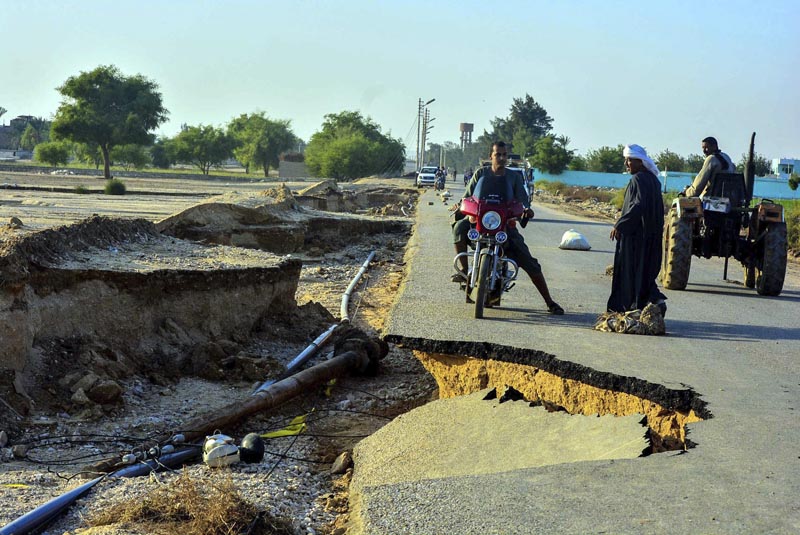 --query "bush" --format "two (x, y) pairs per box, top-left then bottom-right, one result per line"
(611, 188), (626, 210)
(74, 185), (89, 194)
(104, 178), (126, 195)
(534, 179), (568, 195)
